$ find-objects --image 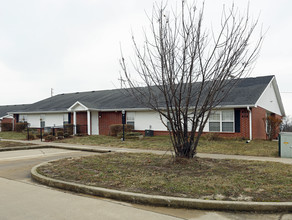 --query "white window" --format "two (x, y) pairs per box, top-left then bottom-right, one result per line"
(126, 112), (135, 128)
(63, 114), (69, 124)
(209, 111), (221, 132)
(209, 110), (234, 132)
